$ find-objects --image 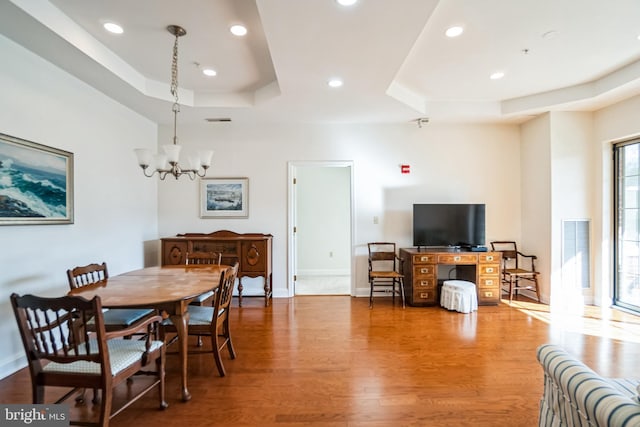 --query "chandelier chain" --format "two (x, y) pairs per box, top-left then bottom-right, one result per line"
(170, 33), (179, 103)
